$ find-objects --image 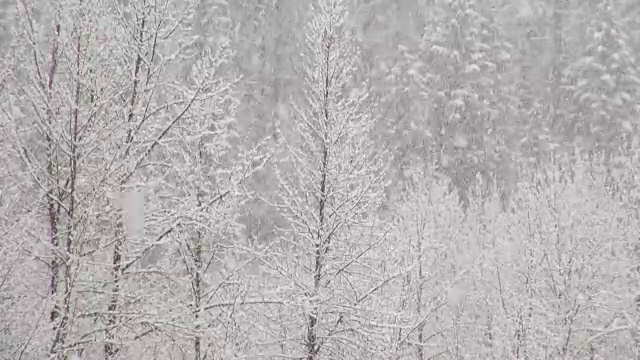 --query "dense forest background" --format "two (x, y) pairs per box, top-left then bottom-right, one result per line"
(2, 0), (640, 359)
